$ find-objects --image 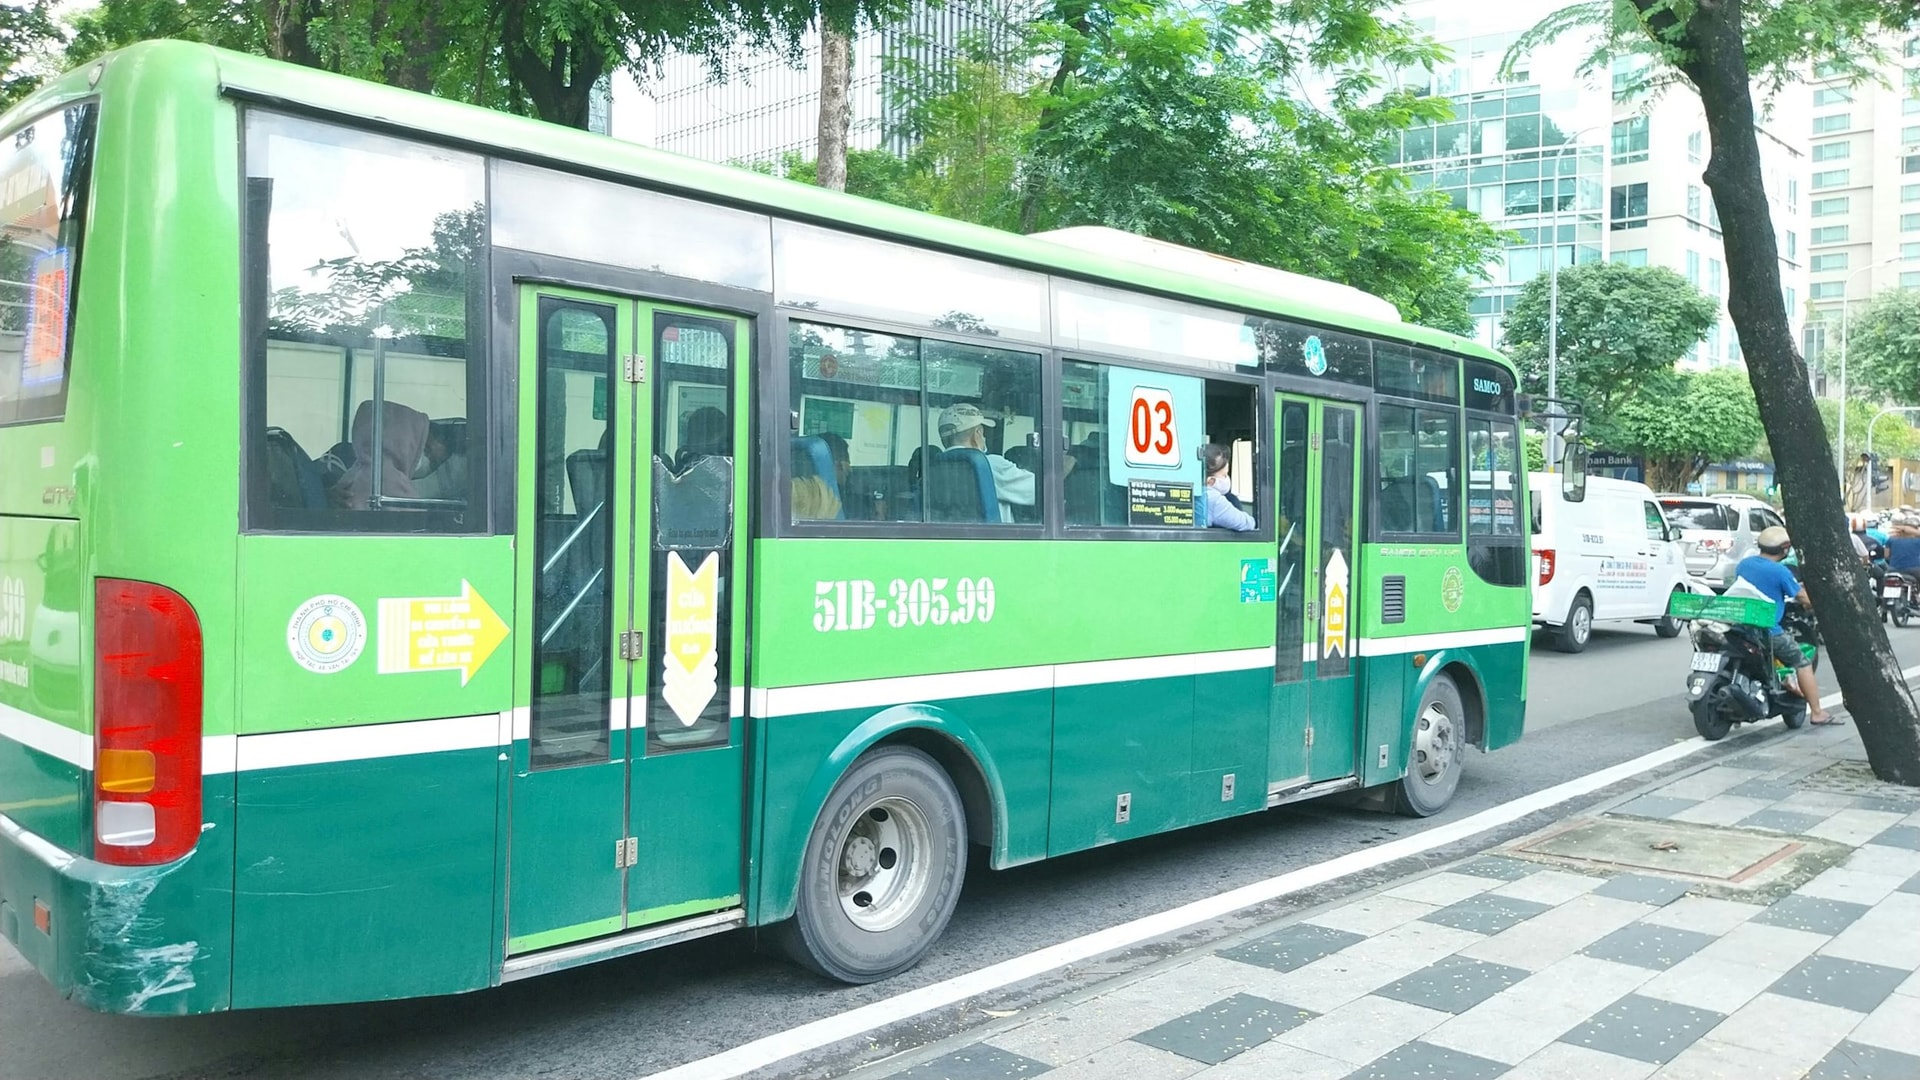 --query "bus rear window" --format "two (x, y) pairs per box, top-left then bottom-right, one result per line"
(0, 103), (96, 425)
